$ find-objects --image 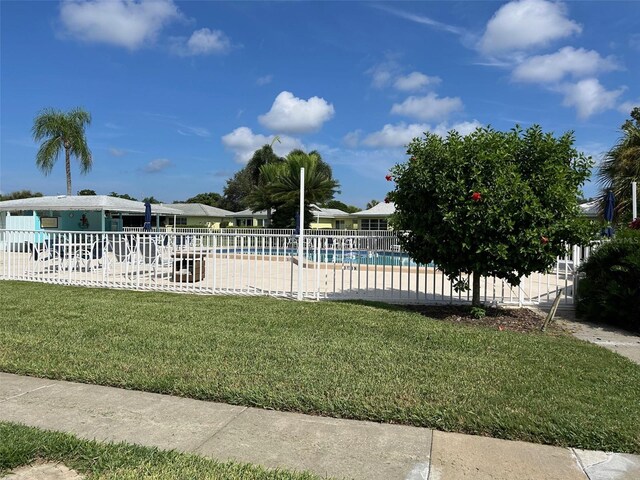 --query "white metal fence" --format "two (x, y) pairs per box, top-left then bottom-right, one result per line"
(0, 229), (589, 307)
